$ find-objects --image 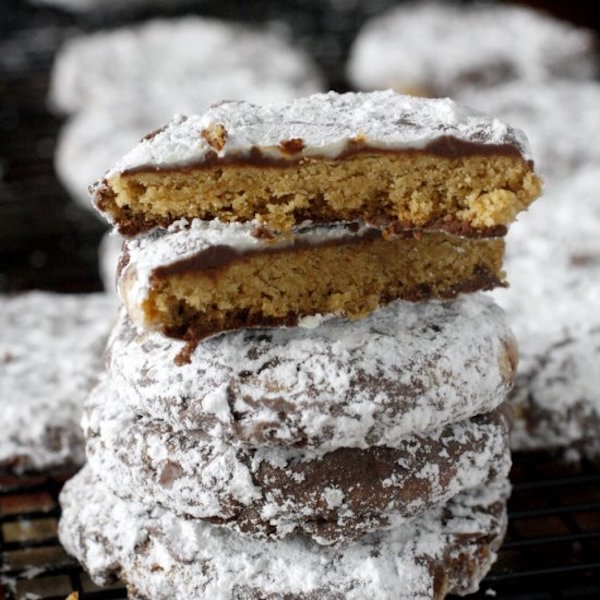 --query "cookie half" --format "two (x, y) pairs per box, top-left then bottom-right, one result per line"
(84, 378), (511, 545)
(118, 219), (508, 341)
(107, 294), (517, 450)
(59, 466), (510, 599)
(92, 91), (540, 236)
